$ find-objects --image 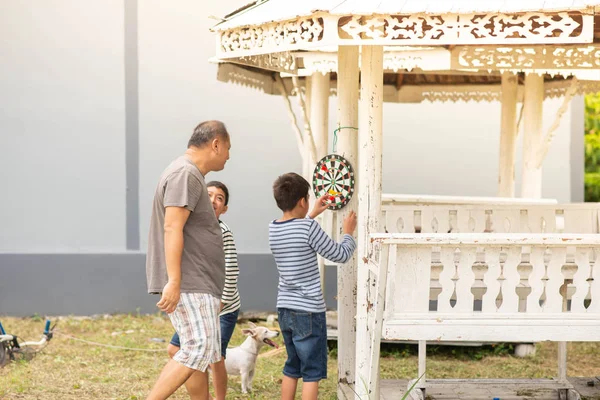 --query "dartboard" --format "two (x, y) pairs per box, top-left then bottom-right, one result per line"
(312, 154), (355, 210)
